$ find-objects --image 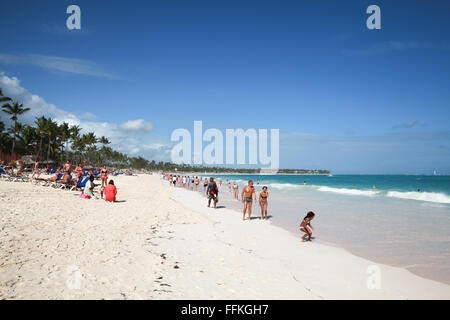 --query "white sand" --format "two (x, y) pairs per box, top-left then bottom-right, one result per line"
(0, 174), (449, 299)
